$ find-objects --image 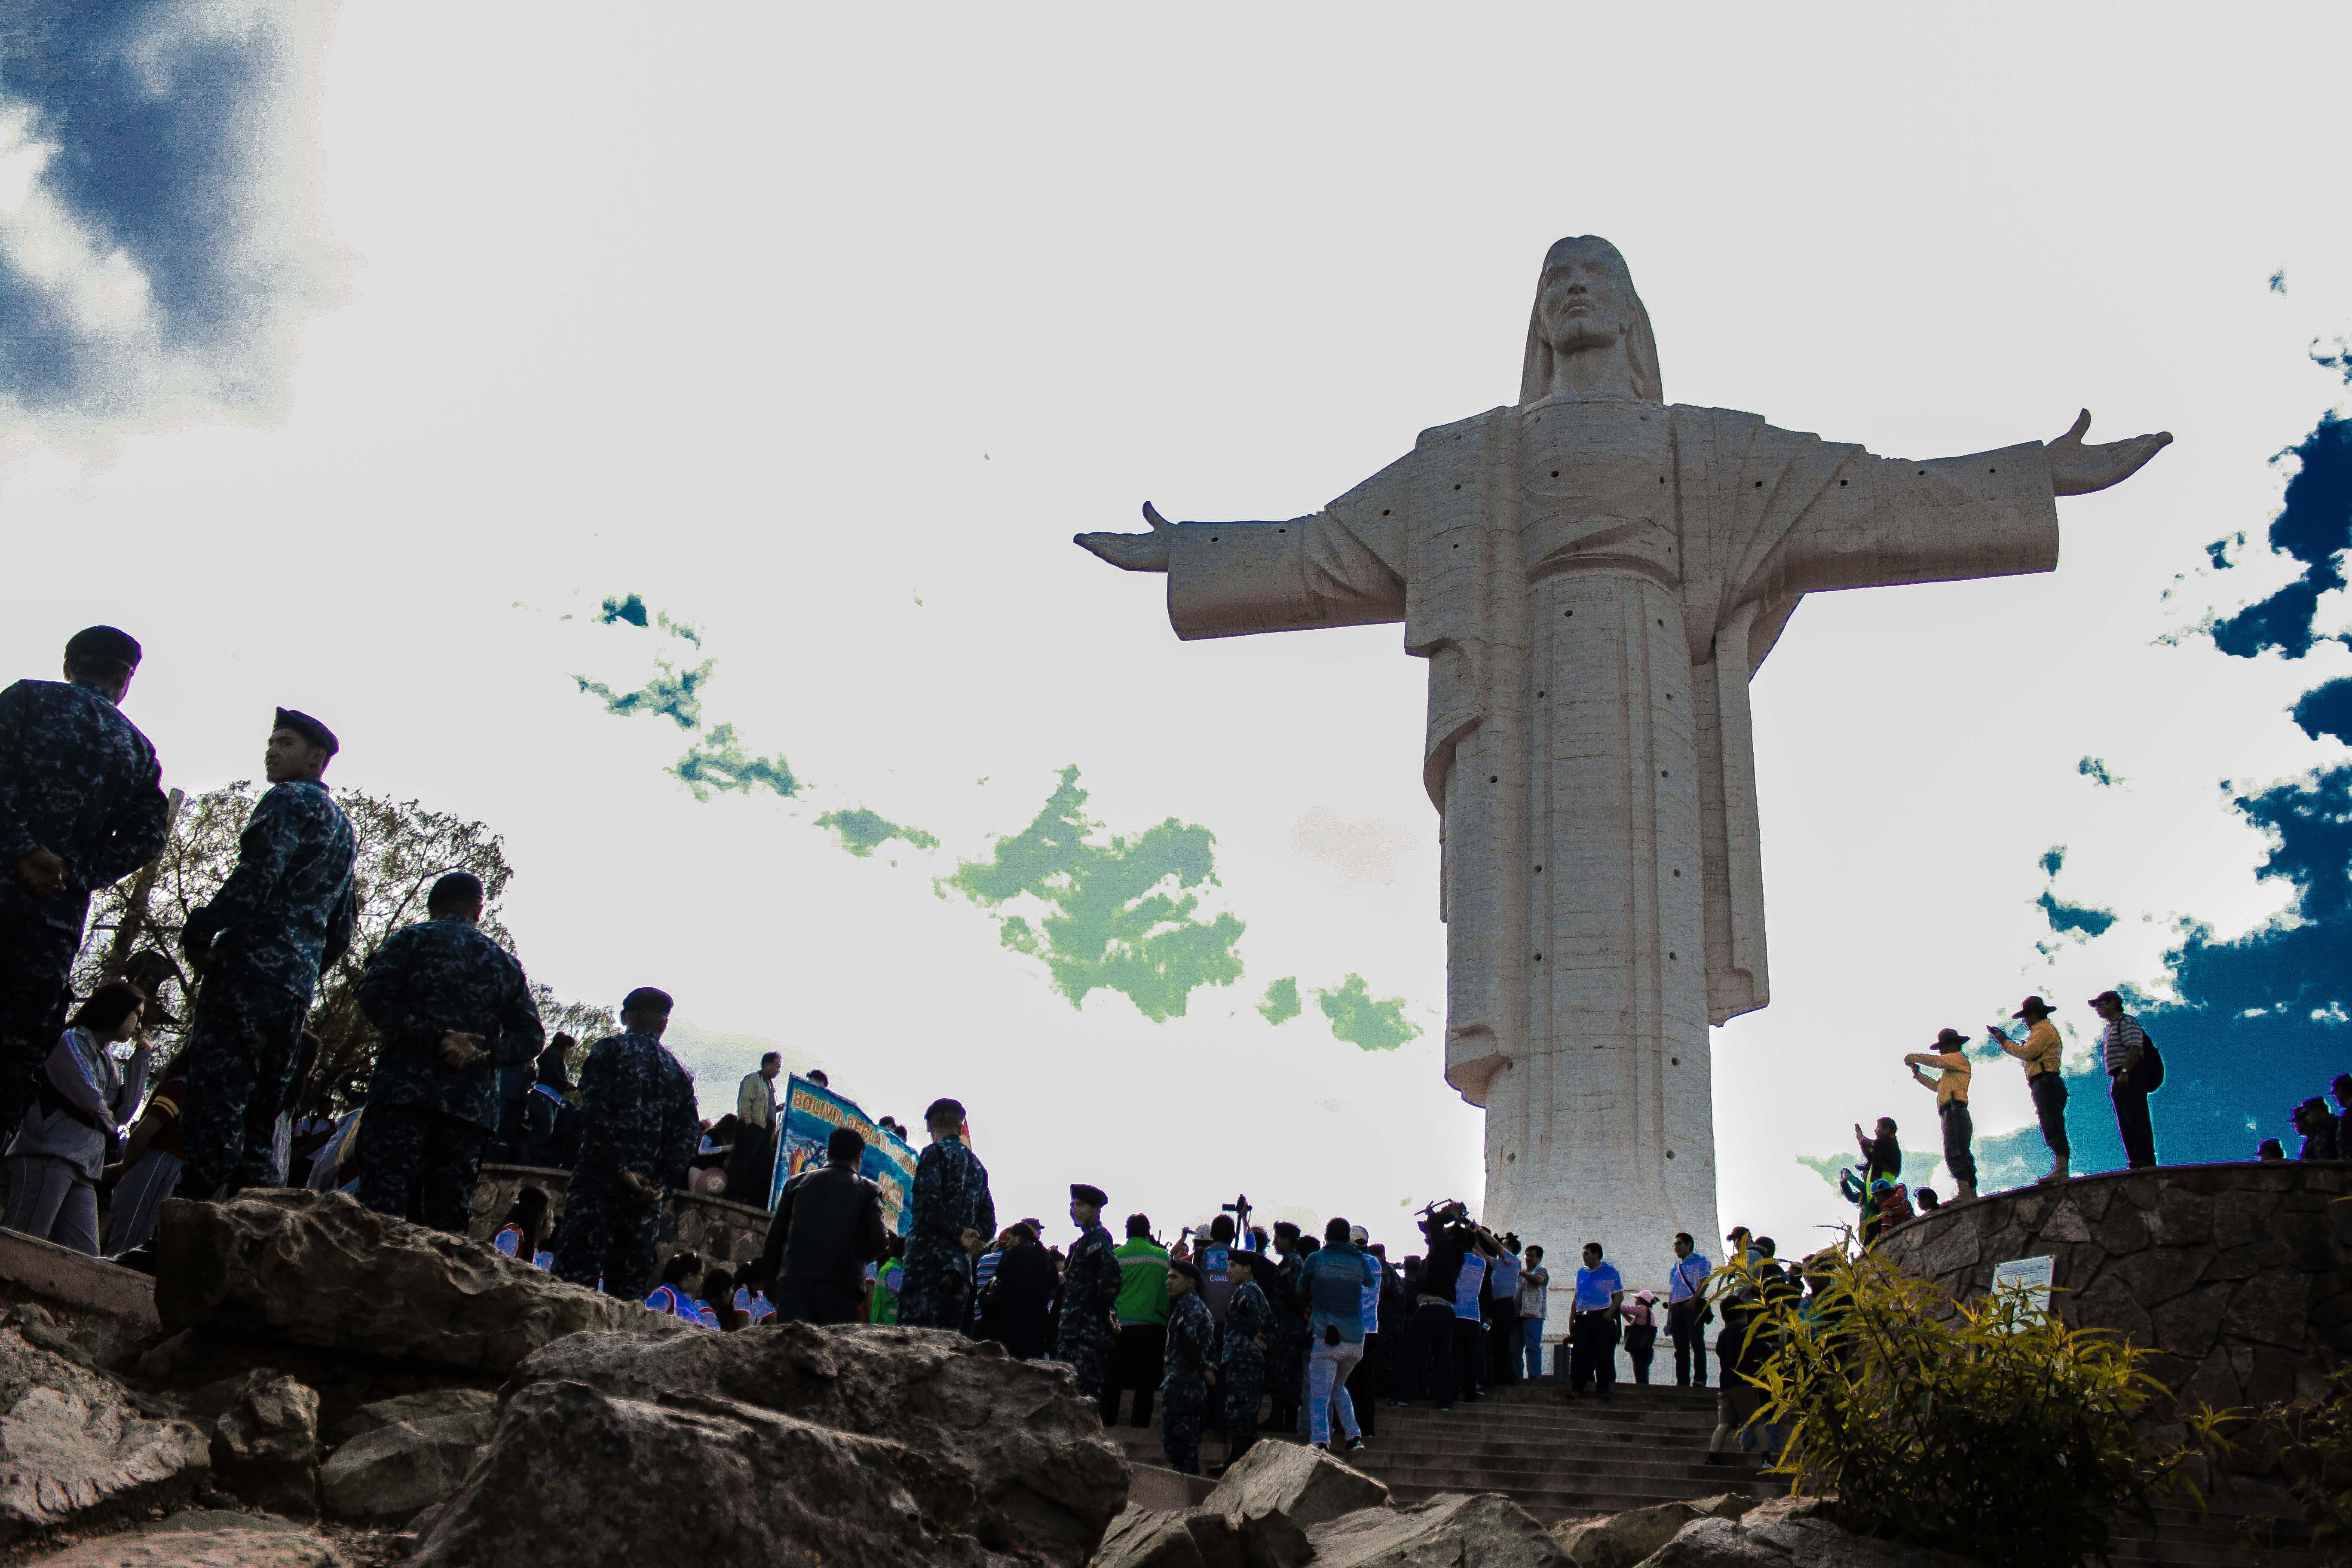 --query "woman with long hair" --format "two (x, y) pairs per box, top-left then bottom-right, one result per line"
(101, 1042), (191, 1259)
(6, 981), (151, 1254)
